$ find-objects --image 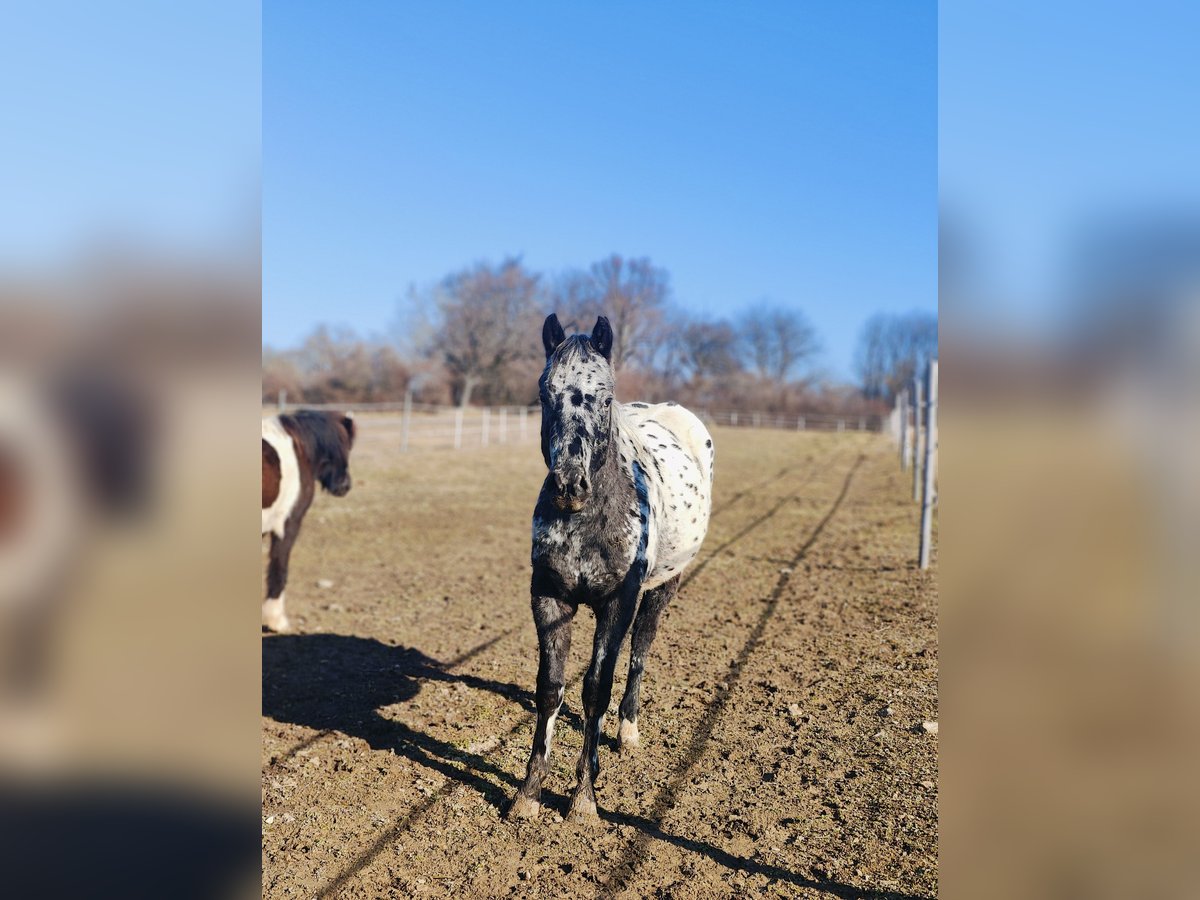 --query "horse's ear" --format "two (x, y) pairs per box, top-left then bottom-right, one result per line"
(341, 414), (356, 447)
(591, 316), (613, 360)
(542, 313), (566, 359)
